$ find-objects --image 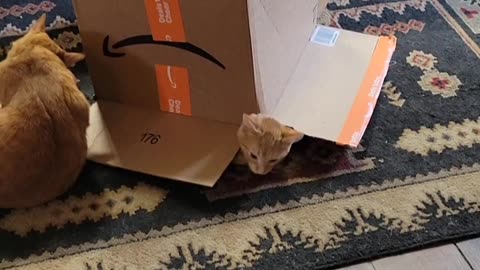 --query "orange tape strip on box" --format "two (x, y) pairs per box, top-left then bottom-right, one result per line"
(155, 65), (192, 116)
(337, 35), (397, 146)
(145, 0), (191, 116)
(144, 0), (186, 42)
